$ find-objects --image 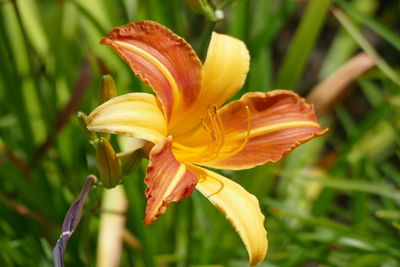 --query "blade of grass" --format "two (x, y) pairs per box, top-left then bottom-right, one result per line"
(16, 0), (49, 58)
(303, 176), (400, 204)
(30, 61), (92, 166)
(339, 100), (391, 158)
(320, 0), (377, 78)
(0, 192), (54, 227)
(1, 2), (35, 151)
(227, 0), (250, 41)
(69, 0), (108, 34)
(332, 7), (400, 87)
(0, 144), (32, 183)
(276, 0), (333, 89)
(266, 198), (351, 232)
(336, 105), (358, 137)
(249, 0), (296, 57)
(247, 1), (296, 92)
(335, 0), (400, 51)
